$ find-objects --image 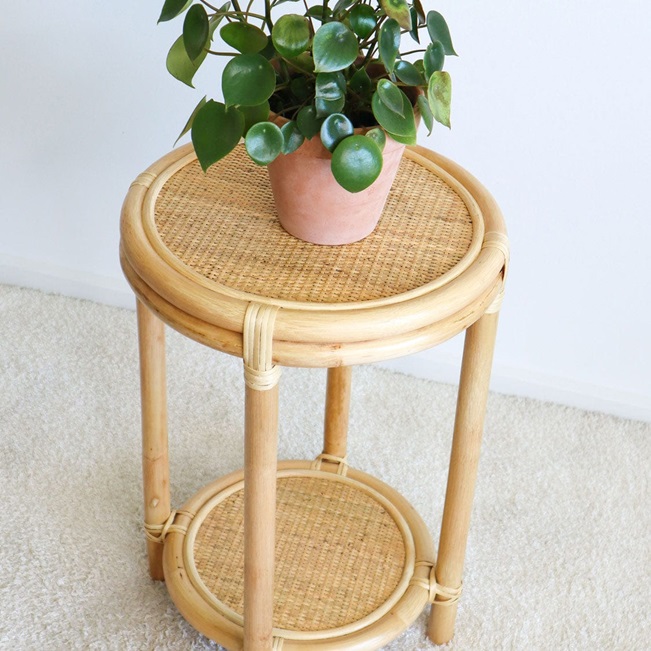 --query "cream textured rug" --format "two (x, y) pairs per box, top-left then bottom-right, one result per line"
(0, 284), (649, 650)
